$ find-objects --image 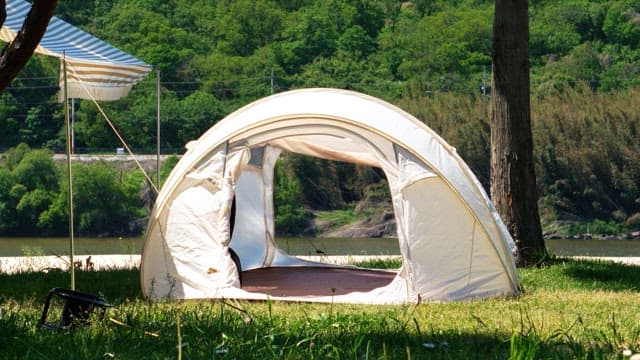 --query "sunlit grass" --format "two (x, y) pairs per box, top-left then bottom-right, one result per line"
(1, 258), (640, 359)
(314, 208), (362, 230)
